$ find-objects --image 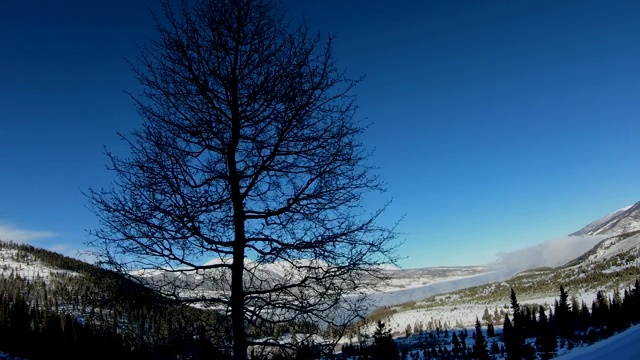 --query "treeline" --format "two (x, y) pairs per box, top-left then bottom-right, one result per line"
(419, 282), (640, 360)
(341, 280), (640, 360)
(0, 241), (233, 359)
(502, 281), (640, 360)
